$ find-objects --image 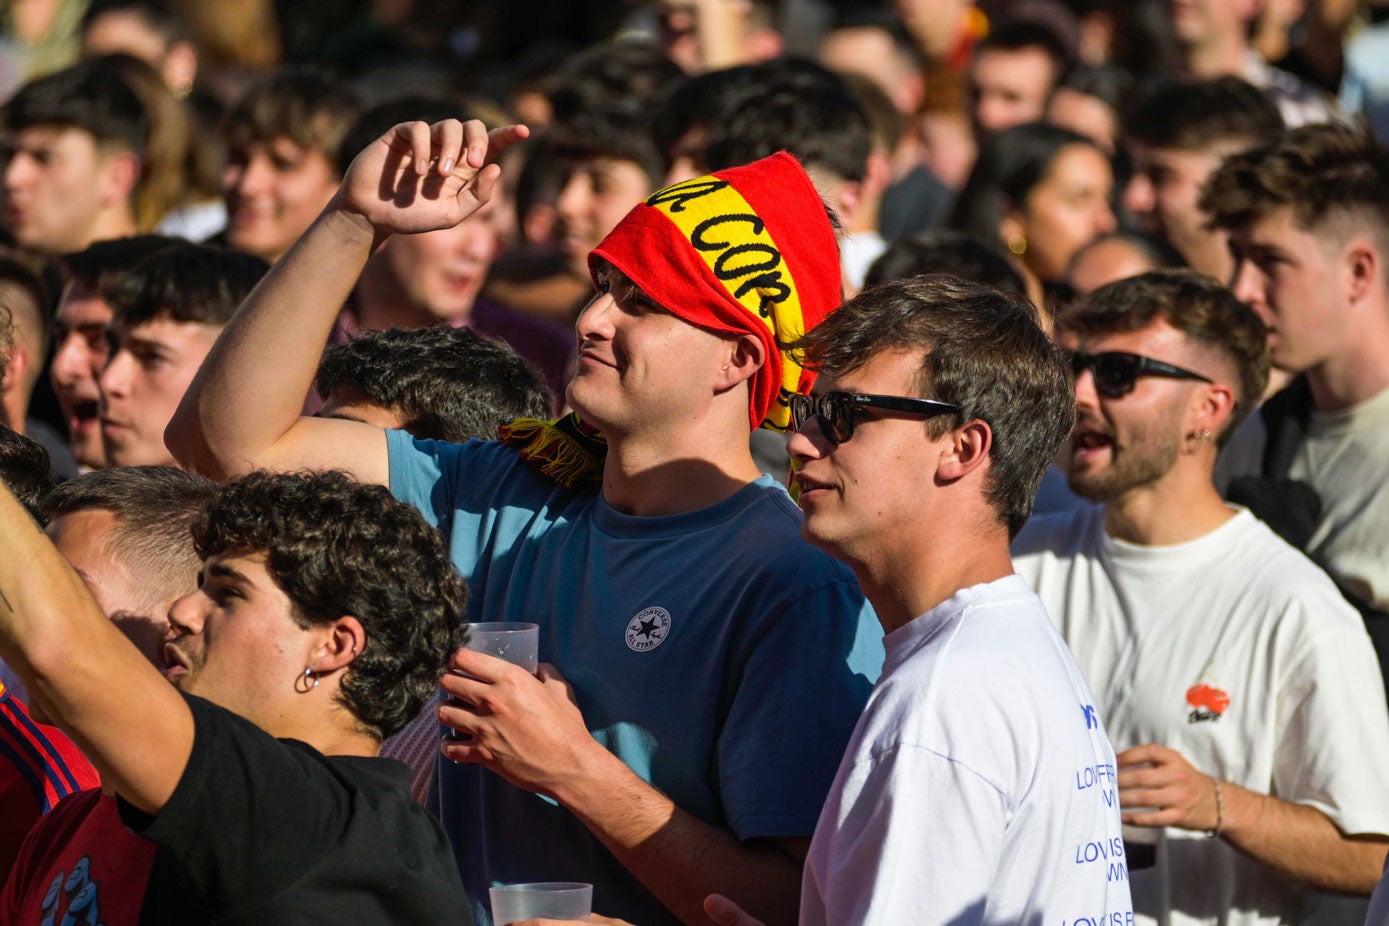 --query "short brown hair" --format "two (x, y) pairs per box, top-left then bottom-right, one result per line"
(1201, 122), (1389, 244)
(1057, 269), (1269, 444)
(223, 68), (359, 167)
(794, 275), (1075, 539)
